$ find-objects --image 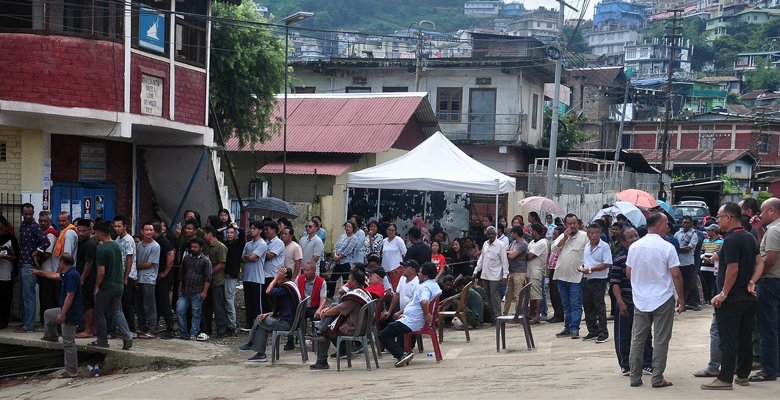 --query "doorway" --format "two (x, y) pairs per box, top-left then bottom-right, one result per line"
(468, 88), (496, 139)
